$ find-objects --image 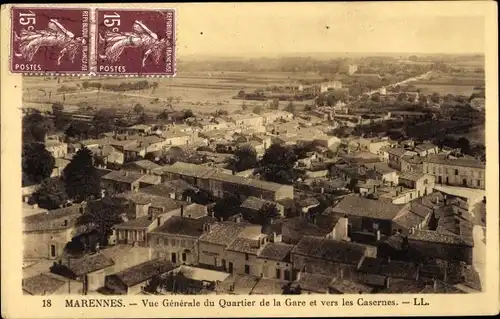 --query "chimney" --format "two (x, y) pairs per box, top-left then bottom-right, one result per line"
(204, 223), (212, 233)
(387, 256), (391, 264)
(63, 219), (68, 227)
(340, 268), (344, 280)
(148, 211), (153, 220)
(180, 205), (184, 217)
(443, 266), (448, 282)
(157, 217), (161, 227)
(320, 187), (325, 194)
(376, 230), (381, 241)
(124, 171), (129, 177)
(272, 232), (277, 243)
(235, 214), (241, 223)
(433, 279), (438, 292)
(385, 277), (391, 289)
(95, 242), (100, 253)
